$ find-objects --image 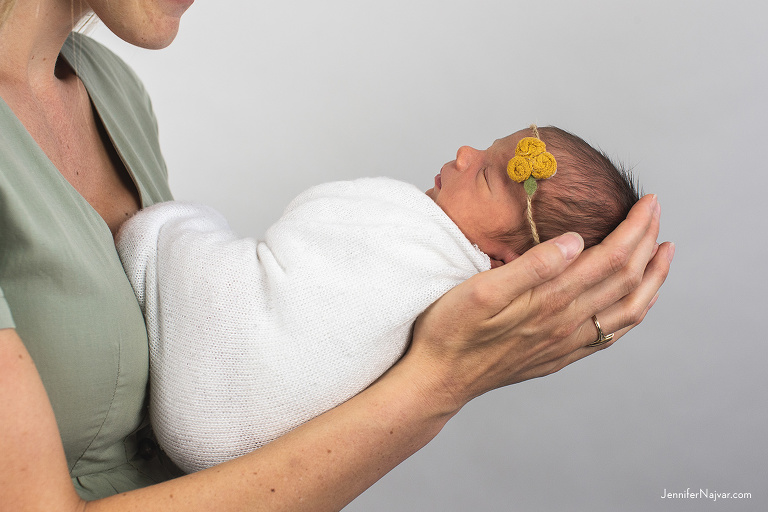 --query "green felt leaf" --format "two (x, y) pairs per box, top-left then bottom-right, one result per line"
(524, 176), (538, 196)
